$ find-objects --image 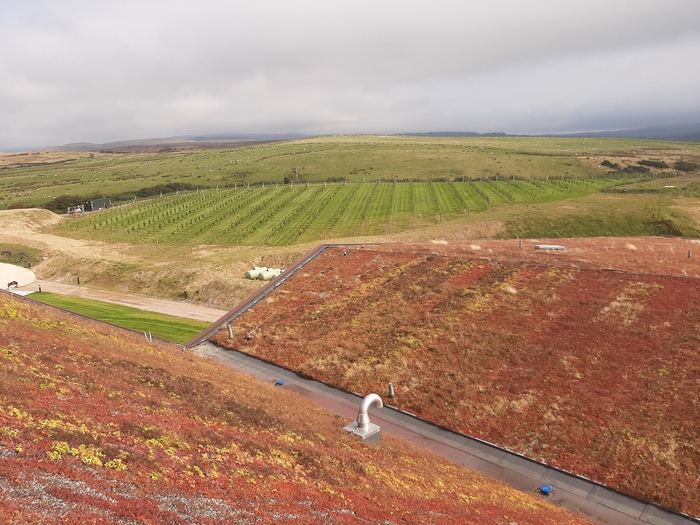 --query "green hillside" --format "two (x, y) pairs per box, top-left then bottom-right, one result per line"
(3, 135), (697, 212)
(54, 177), (664, 246)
